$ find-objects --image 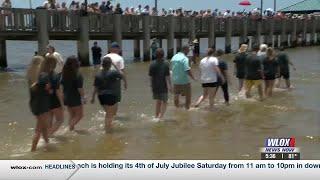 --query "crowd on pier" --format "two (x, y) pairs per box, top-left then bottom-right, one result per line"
(1, 0), (316, 19)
